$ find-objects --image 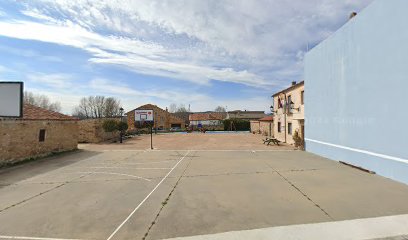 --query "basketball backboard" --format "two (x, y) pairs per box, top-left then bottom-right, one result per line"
(0, 82), (23, 118)
(135, 109), (154, 122)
